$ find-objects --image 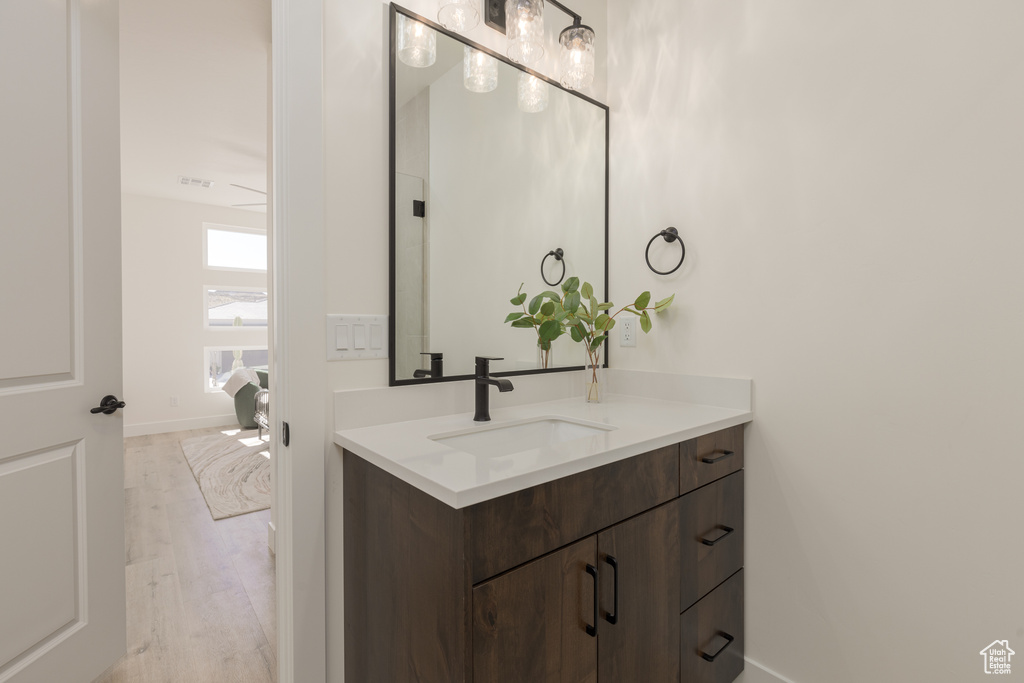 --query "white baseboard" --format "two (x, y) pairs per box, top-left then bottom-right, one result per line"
(740, 658), (797, 683)
(123, 414), (238, 437)
(268, 521), (276, 555)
